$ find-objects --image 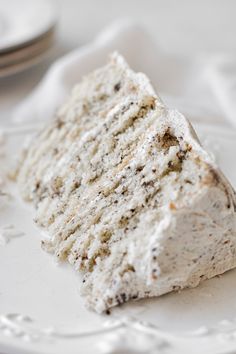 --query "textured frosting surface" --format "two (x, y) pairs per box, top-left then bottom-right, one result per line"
(17, 53), (236, 312)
